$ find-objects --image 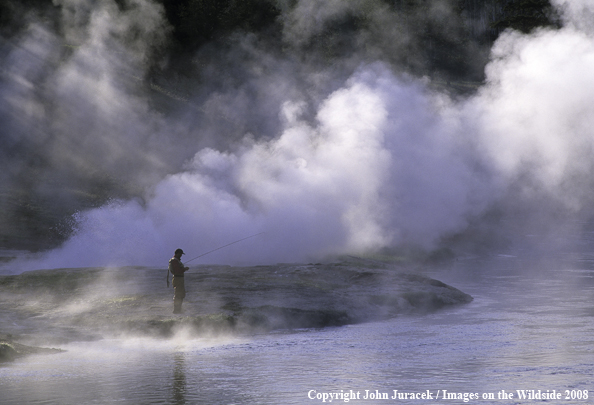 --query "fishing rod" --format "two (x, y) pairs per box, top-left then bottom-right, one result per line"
(184, 232), (265, 264)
